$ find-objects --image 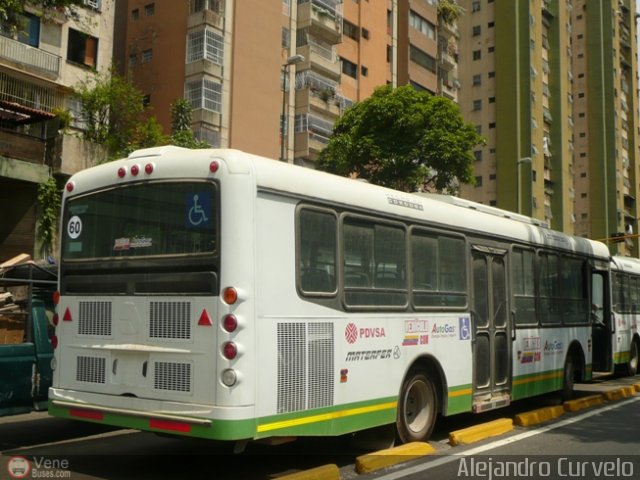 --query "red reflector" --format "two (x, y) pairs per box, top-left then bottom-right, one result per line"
(198, 309), (213, 326)
(145, 163), (154, 174)
(66, 182), (74, 192)
(70, 408), (104, 421)
(53, 291), (60, 305)
(149, 419), (191, 433)
(210, 160), (219, 173)
(52, 313), (59, 326)
(131, 164), (140, 176)
(51, 335), (58, 349)
(63, 307), (72, 321)
(117, 167), (126, 178)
